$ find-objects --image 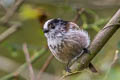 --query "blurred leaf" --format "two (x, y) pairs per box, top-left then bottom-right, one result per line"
(89, 18), (109, 32)
(85, 8), (99, 21)
(81, 14), (88, 29)
(117, 41), (120, 49)
(107, 68), (120, 80)
(19, 4), (43, 20)
(11, 51), (18, 57)
(83, 23), (88, 29)
(91, 25), (100, 32)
